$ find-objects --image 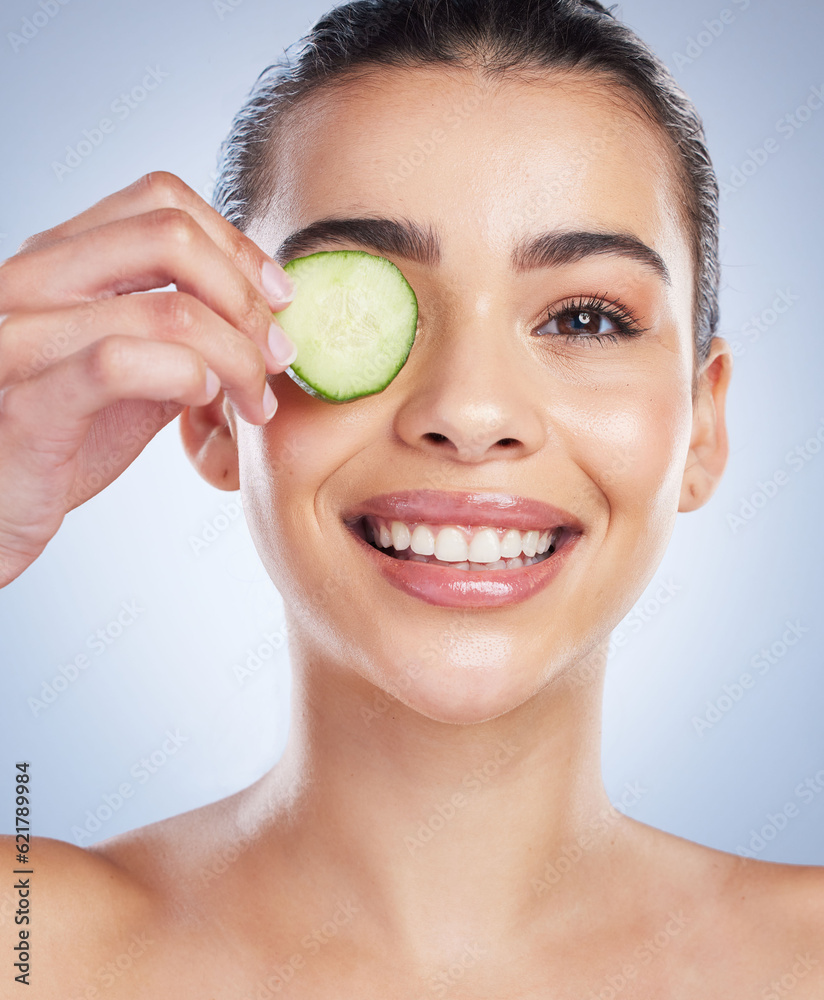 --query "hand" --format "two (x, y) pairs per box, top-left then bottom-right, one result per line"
(0, 170), (297, 588)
